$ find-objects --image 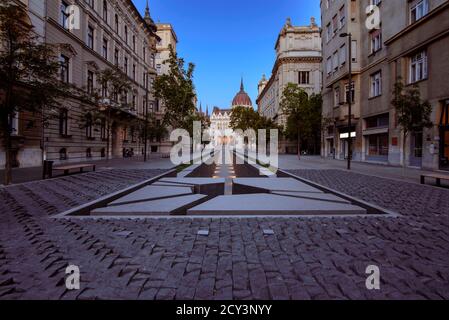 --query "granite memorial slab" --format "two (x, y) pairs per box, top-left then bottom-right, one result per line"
(188, 194), (366, 216)
(108, 185), (193, 206)
(91, 194), (208, 216)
